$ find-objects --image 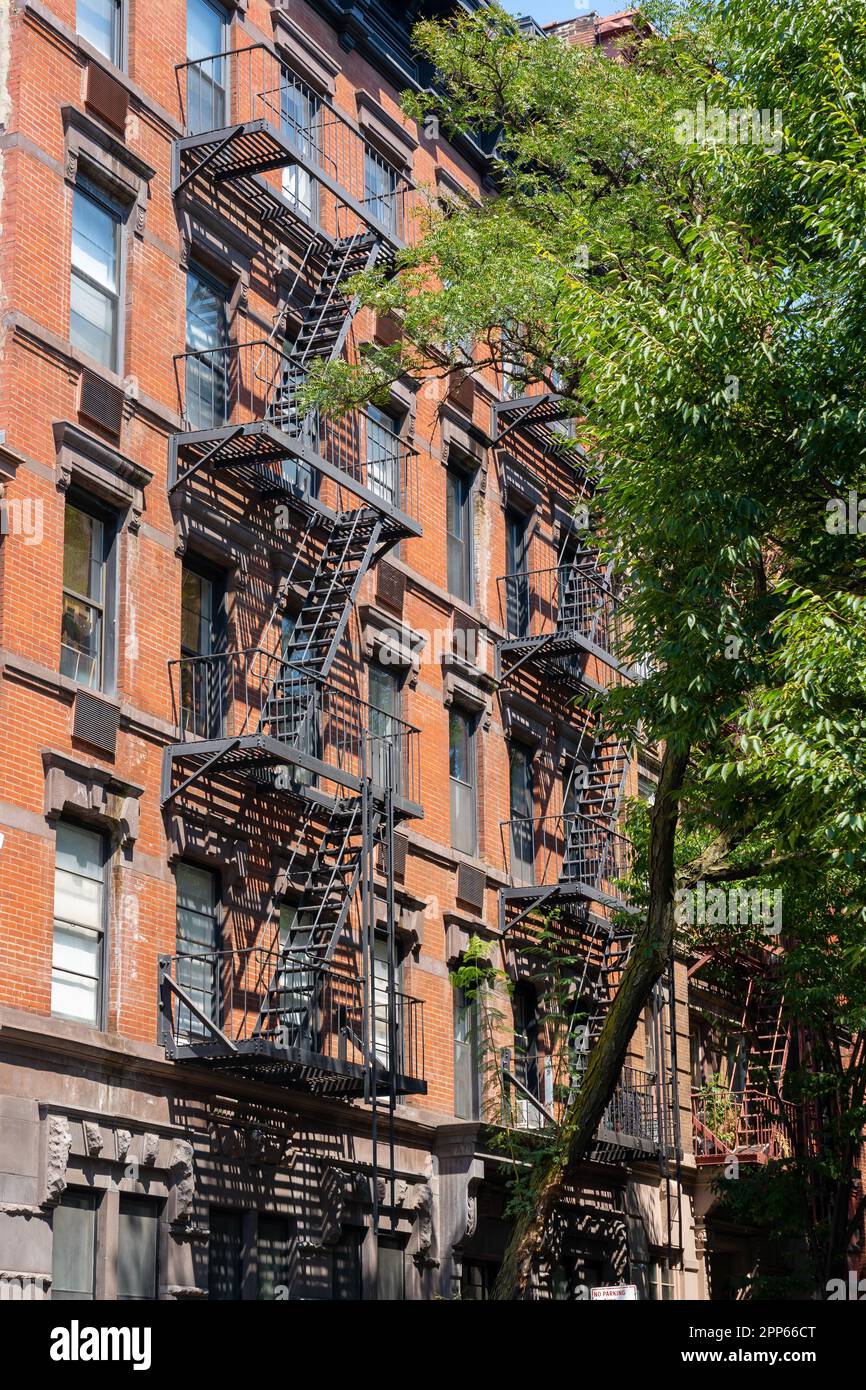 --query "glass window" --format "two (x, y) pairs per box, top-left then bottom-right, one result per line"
(52, 1191), (98, 1300)
(77, 0), (122, 65)
(175, 863), (219, 1034)
(505, 508), (530, 638)
(461, 1261), (494, 1300)
(209, 1209), (244, 1301)
(52, 822), (105, 1026)
(513, 982), (542, 1128)
(180, 563), (225, 738)
(258, 1215), (291, 1300)
(187, 0), (227, 134)
(364, 148), (399, 235)
(649, 1258), (675, 1300)
(446, 465), (473, 602)
(449, 707), (476, 856)
(365, 403), (401, 508)
(280, 73), (318, 222)
(453, 984), (481, 1120)
(509, 743), (535, 886)
(277, 902), (315, 1045)
(376, 1234), (405, 1300)
(117, 1197), (160, 1301)
(71, 184), (120, 370)
(368, 662), (401, 793)
(185, 266), (228, 430)
(373, 934), (401, 1070)
(332, 1229), (363, 1300)
(61, 498), (110, 690)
